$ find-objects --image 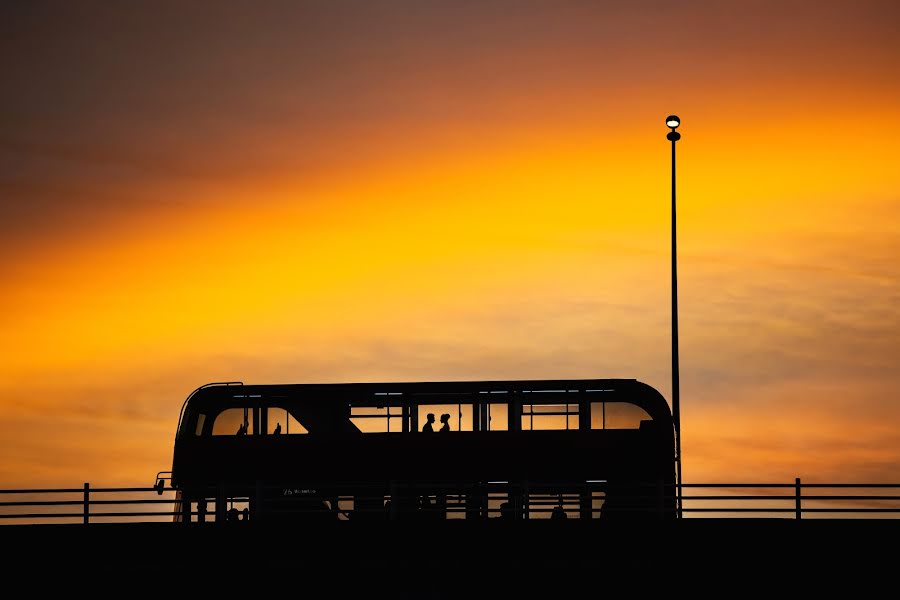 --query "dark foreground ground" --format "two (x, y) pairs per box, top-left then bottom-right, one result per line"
(3, 519), (895, 593)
